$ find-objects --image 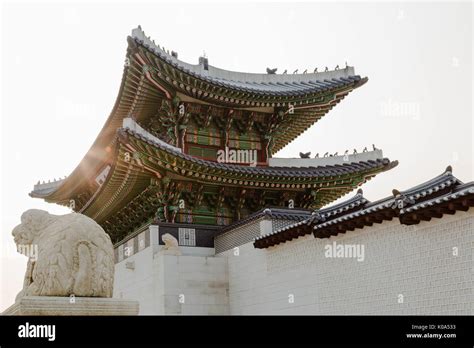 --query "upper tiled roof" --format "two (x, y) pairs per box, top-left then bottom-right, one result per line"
(131, 26), (365, 98)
